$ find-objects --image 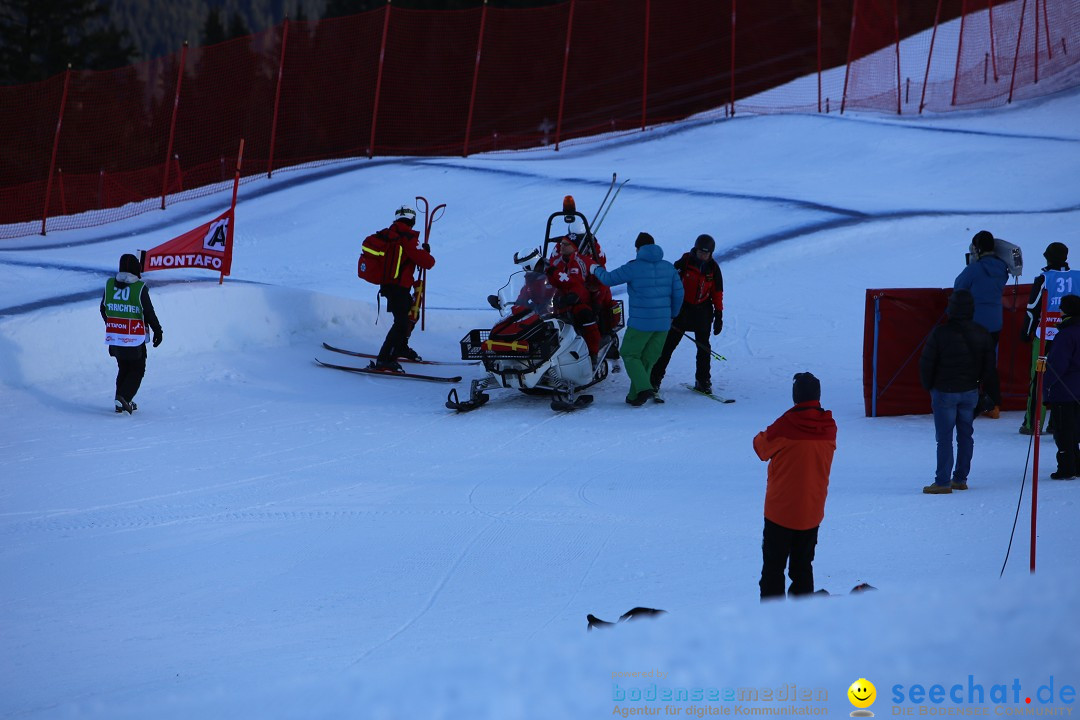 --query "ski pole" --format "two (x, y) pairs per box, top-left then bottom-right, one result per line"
(414, 196), (445, 331)
(592, 177), (629, 235)
(589, 173), (616, 230)
(668, 325), (727, 362)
